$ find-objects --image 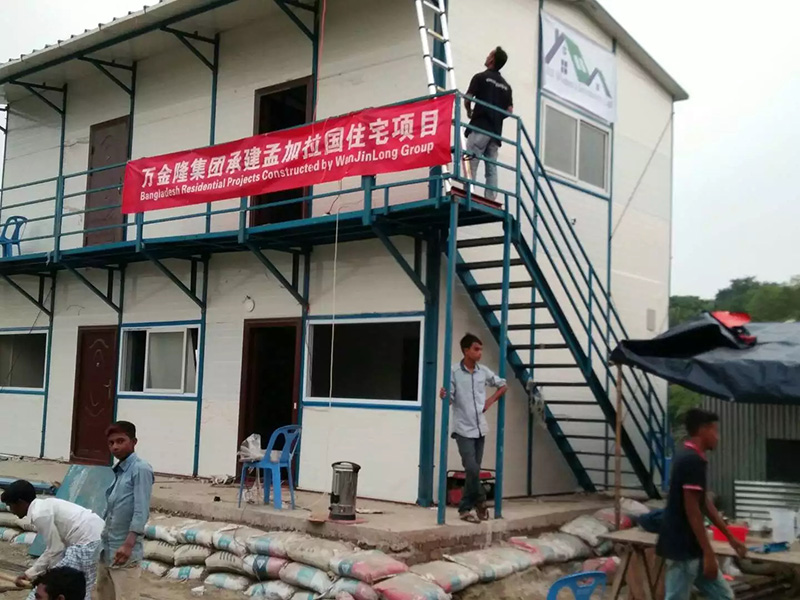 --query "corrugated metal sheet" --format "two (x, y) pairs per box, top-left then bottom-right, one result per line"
(701, 397), (800, 512)
(734, 480), (800, 528)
